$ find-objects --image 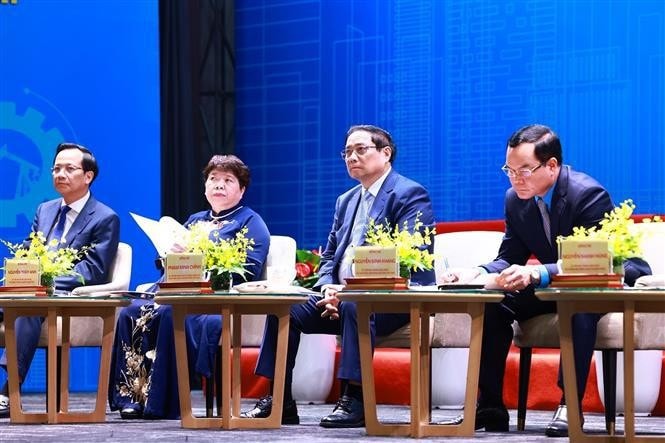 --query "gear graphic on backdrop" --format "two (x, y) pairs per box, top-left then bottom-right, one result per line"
(0, 102), (63, 228)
